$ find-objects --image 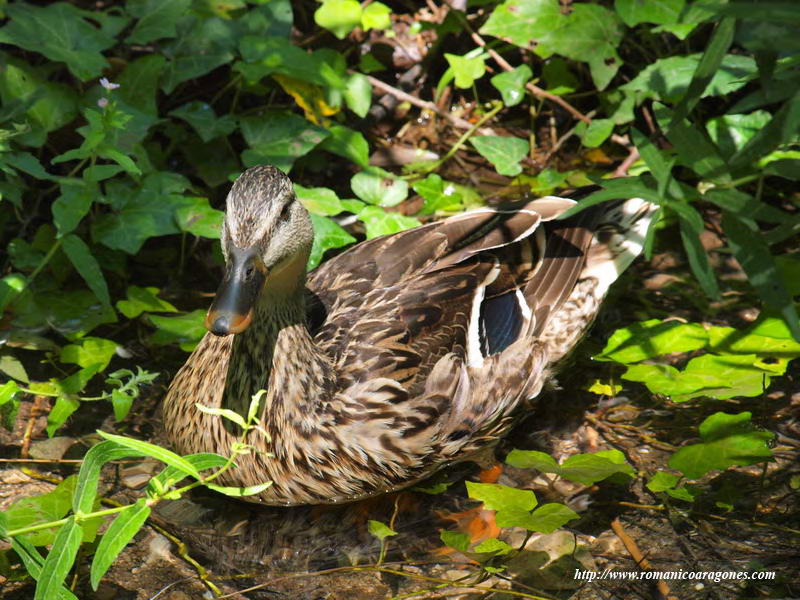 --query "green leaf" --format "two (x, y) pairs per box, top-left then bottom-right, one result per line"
(473, 537), (514, 555)
(655, 105), (730, 183)
(91, 174), (190, 254)
(97, 432), (202, 480)
(413, 174), (464, 215)
(361, 2), (391, 30)
(0, 380), (20, 406)
(722, 212), (800, 342)
(0, 3), (115, 80)
(149, 453), (228, 492)
(116, 286), (178, 319)
(440, 530), (471, 553)
(357, 206), (420, 239)
(367, 520), (398, 541)
(295, 185), (344, 216)
(0, 353), (29, 383)
(62, 235), (111, 307)
(0, 274), (26, 312)
(557, 452), (635, 485)
(174, 197), (225, 239)
(35, 517), (82, 600)
(670, 18), (736, 126)
(622, 54), (756, 106)
(351, 168), (409, 207)
(506, 449), (634, 485)
(241, 112), (329, 173)
(444, 53), (487, 88)
(490, 65), (532, 107)
(148, 310), (207, 352)
(90, 498), (151, 590)
(466, 481), (537, 512)
(596, 319), (709, 363)
(160, 15), (236, 93)
(343, 72), (372, 118)
(5, 476), (78, 546)
(73, 441), (146, 514)
(670, 200), (720, 298)
(615, 0), (685, 26)
(238, 36), (344, 89)
(169, 102), (237, 142)
(308, 215), (356, 270)
(518, 503), (579, 534)
(319, 125), (370, 167)
(580, 118), (615, 148)
(506, 449), (559, 472)
(46, 395), (81, 437)
(731, 91), (800, 169)
(647, 471), (681, 493)
(669, 412), (774, 479)
(126, 0), (193, 44)
(471, 136), (529, 177)
(60, 337), (117, 370)
(315, 0), (362, 39)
